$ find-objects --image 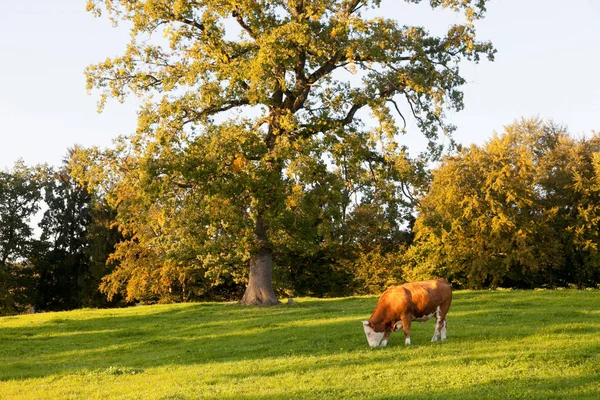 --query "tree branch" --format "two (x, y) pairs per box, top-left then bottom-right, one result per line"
(232, 9), (256, 39)
(343, 0), (366, 16)
(293, 0), (304, 16)
(388, 99), (407, 131)
(182, 99), (251, 125)
(341, 85), (397, 126)
(175, 17), (205, 32)
(400, 182), (417, 204)
(404, 92), (426, 128)
(343, 103), (365, 125)
(308, 51), (346, 84)
(290, 47), (308, 112)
